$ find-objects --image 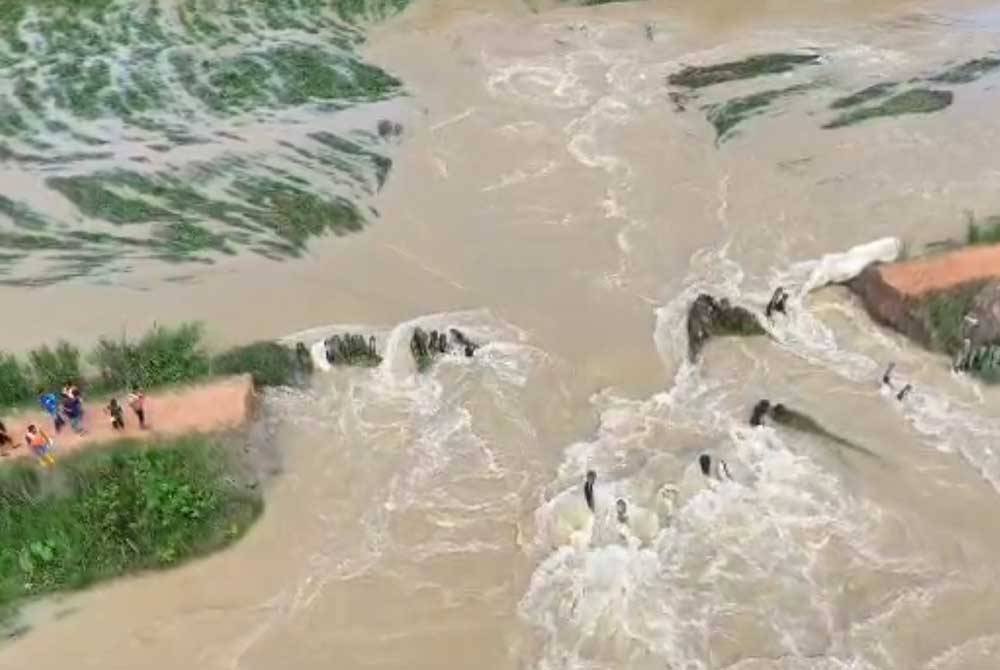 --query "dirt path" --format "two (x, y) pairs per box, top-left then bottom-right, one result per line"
(879, 244), (1000, 297)
(0, 375), (255, 462)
